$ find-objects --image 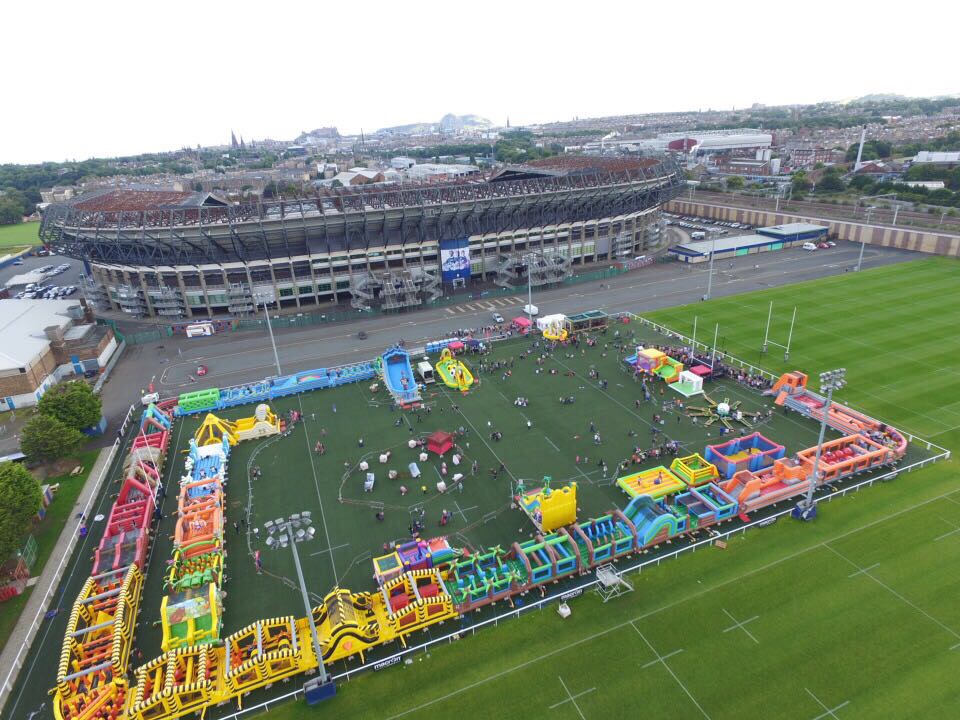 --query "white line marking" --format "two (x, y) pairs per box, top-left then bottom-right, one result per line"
(934, 517), (960, 541)
(721, 609), (760, 644)
(453, 501), (478, 523)
(309, 542), (350, 557)
(299, 396), (339, 585)
(382, 490), (960, 720)
(544, 435), (560, 452)
(805, 687), (850, 720)
(641, 648), (684, 668)
(847, 562), (880, 578)
(631, 621), (710, 719)
(548, 676), (595, 718)
(445, 308), (456, 315)
(824, 543), (960, 646)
